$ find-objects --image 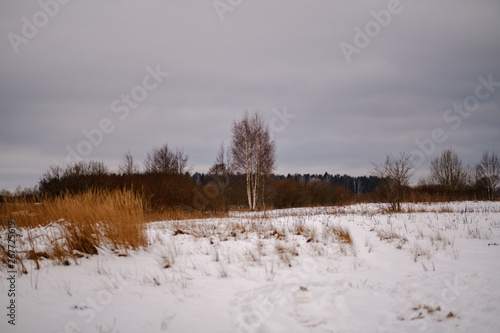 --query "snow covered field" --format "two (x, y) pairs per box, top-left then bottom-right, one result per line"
(2, 201), (500, 333)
